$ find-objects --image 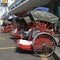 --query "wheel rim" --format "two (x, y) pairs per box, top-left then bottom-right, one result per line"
(32, 33), (56, 57)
